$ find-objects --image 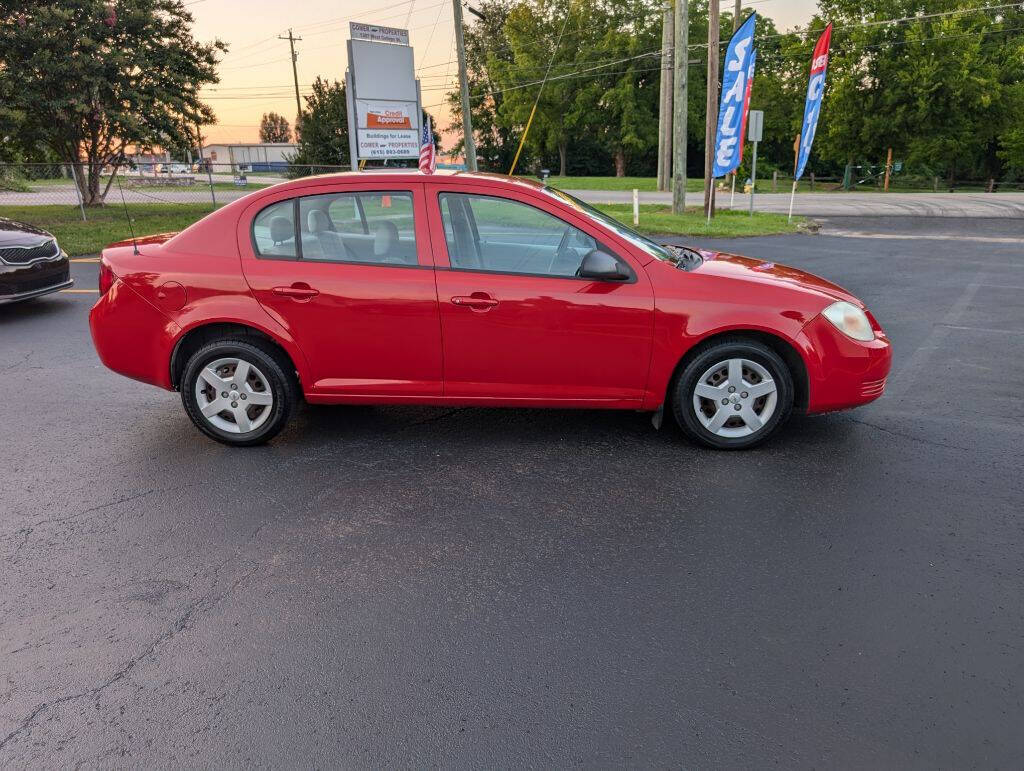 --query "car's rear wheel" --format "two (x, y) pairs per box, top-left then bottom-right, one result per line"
(181, 339), (297, 446)
(672, 338), (793, 450)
